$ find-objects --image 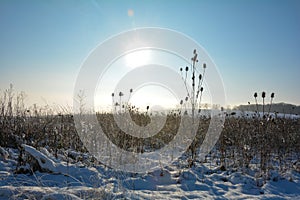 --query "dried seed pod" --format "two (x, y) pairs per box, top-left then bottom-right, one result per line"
(199, 74), (202, 80)
(185, 66), (189, 71)
(180, 67), (183, 71)
(271, 92), (274, 98)
(112, 93), (114, 97)
(185, 96), (188, 101)
(180, 100), (183, 105)
(119, 92), (123, 96)
(146, 106), (149, 110)
(203, 63), (206, 69)
(254, 92), (257, 98)
(262, 91), (266, 98)
(130, 88), (133, 93)
(200, 87), (203, 92)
